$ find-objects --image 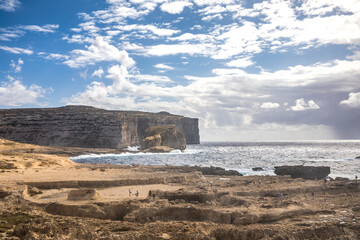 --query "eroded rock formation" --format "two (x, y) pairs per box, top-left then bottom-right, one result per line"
(140, 125), (186, 152)
(0, 106), (199, 149)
